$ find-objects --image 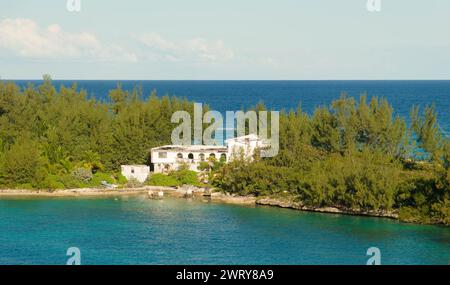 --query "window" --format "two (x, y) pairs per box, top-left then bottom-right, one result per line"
(177, 153), (183, 159)
(188, 153), (194, 159)
(131, 168), (135, 174)
(209, 153), (216, 158)
(220, 153), (227, 161)
(158, 152), (167, 158)
(199, 153), (205, 161)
